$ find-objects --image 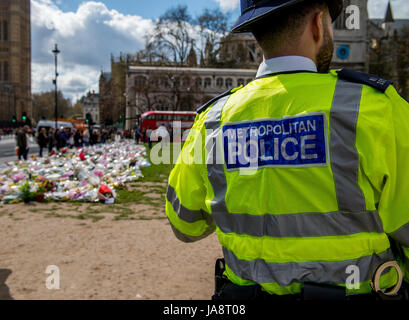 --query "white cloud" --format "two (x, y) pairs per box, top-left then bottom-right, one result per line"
(31, 0), (409, 103)
(32, 63), (100, 102)
(31, 0), (223, 102)
(31, 0), (155, 102)
(210, 0), (409, 18)
(213, 0), (240, 12)
(368, 0), (409, 18)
